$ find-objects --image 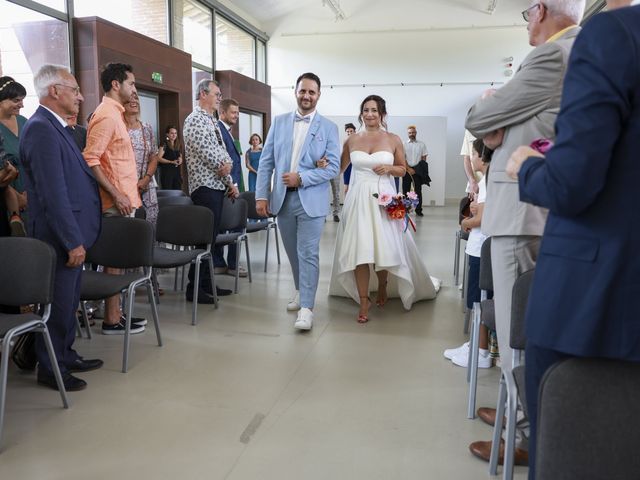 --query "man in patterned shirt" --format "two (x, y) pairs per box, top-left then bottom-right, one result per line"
(183, 79), (238, 303)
